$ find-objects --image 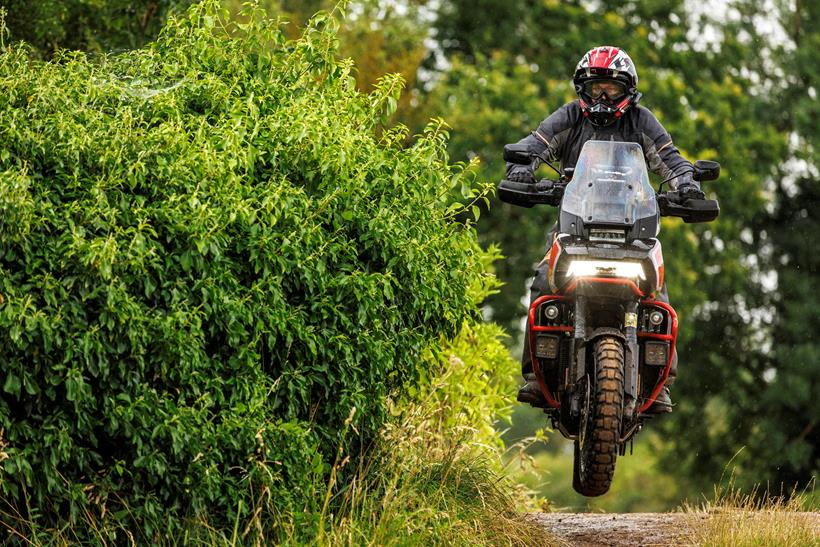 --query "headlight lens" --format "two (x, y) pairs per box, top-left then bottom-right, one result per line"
(566, 260), (645, 279)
